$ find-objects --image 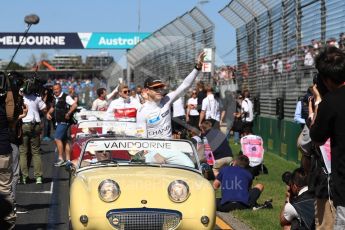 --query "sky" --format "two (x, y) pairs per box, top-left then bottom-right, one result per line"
(0, 0), (236, 67)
